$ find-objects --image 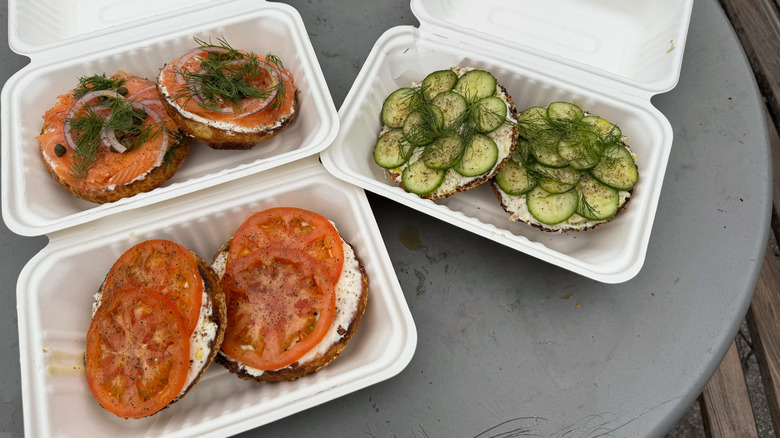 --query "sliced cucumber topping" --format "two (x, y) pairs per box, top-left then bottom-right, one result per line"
(454, 69), (496, 102)
(576, 174), (619, 221)
(373, 128), (414, 169)
(494, 160), (536, 195)
(547, 101), (584, 121)
(516, 106), (547, 128)
(431, 91), (468, 130)
(557, 134), (602, 170)
(582, 115), (622, 140)
(454, 133), (498, 177)
(526, 186), (579, 225)
(470, 96), (507, 133)
(531, 132), (568, 168)
(402, 105), (444, 146)
(511, 139), (531, 165)
(531, 163), (581, 194)
(401, 159), (446, 195)
(422, 70), (458, 102)
(591, 145), (638, 190)
(423, 134), (464, 170)
(382, 87), (421, 128)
